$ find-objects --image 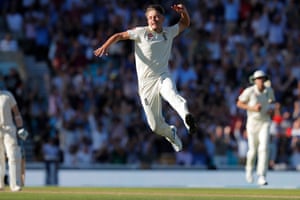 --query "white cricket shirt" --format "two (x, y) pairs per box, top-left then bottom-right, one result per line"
(127, 24), (179, 91)
(0, 90), (17, 127)
(238, 85), (275, 121)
